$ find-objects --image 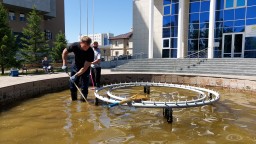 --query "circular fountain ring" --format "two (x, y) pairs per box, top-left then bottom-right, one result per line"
(94, 82), (220, 108)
